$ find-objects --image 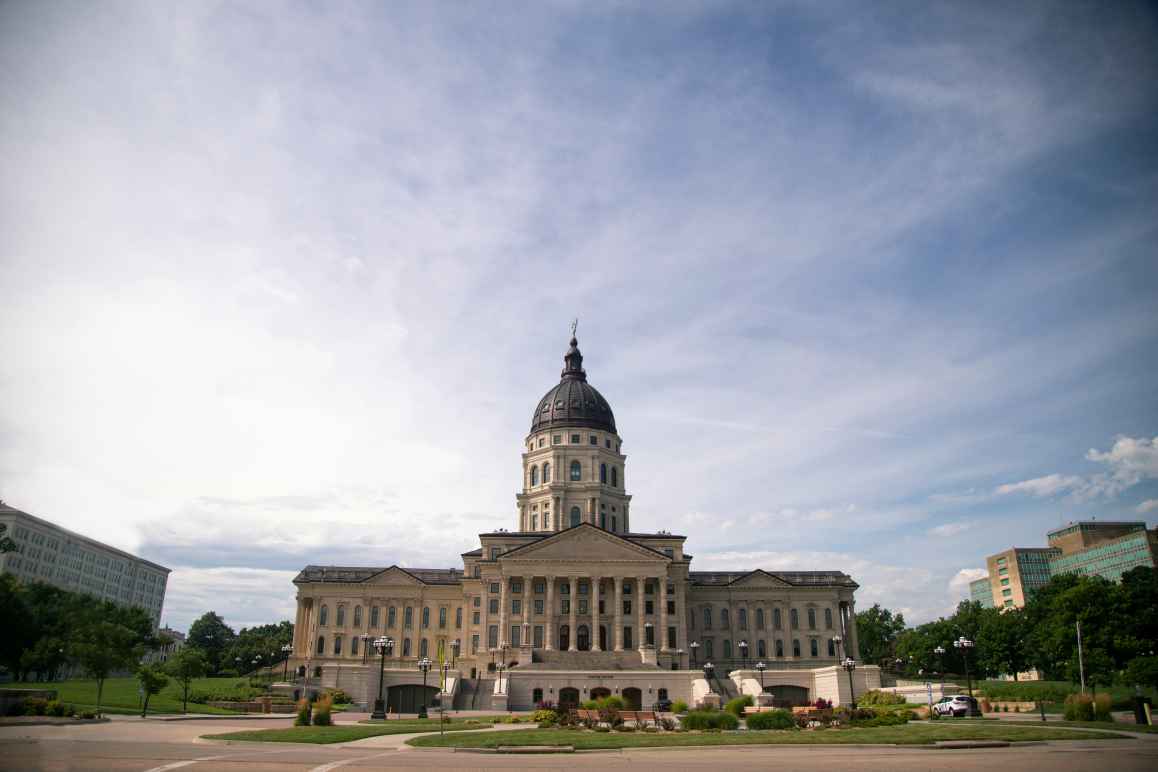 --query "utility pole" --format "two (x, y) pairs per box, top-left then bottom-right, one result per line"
(1076, 621), (1086, 695)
